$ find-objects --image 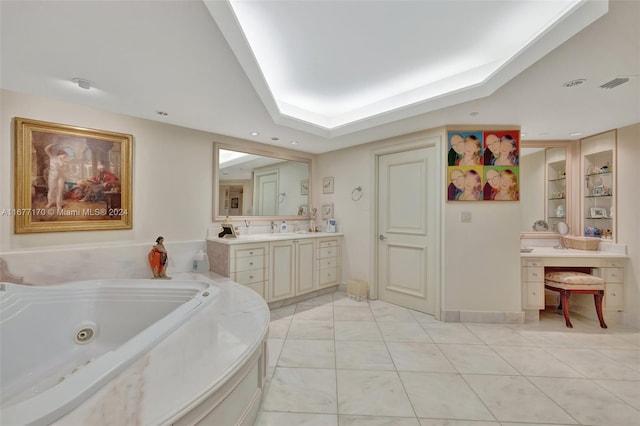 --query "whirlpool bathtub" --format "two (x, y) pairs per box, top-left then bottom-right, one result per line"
(0, 279), (215, 425)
